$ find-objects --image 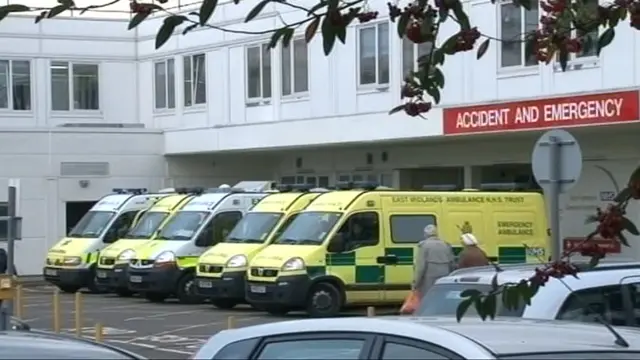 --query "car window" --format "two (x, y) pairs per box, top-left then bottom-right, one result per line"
(416, 283), (525, 317)
(624, 282), (640, 326)
(256, 339), (365, 359)
(556, 285), (627, 326)
(211, 338), (259, 359)
(382, 342), (448, 359)
(500, 351), (640, 359)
